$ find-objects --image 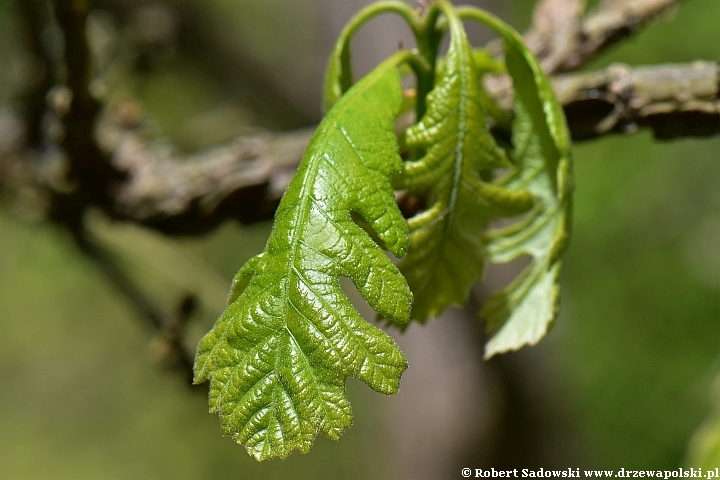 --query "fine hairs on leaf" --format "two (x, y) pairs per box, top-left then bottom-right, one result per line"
(194, 0), (574, 460)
